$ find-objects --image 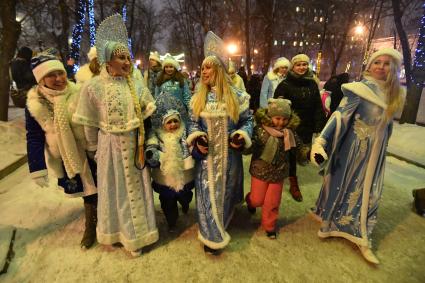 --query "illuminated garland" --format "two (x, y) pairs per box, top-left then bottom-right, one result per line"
(122, 4), (134, 59)
(88, 0), (96, 46)
(413, 3), (425, 87)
